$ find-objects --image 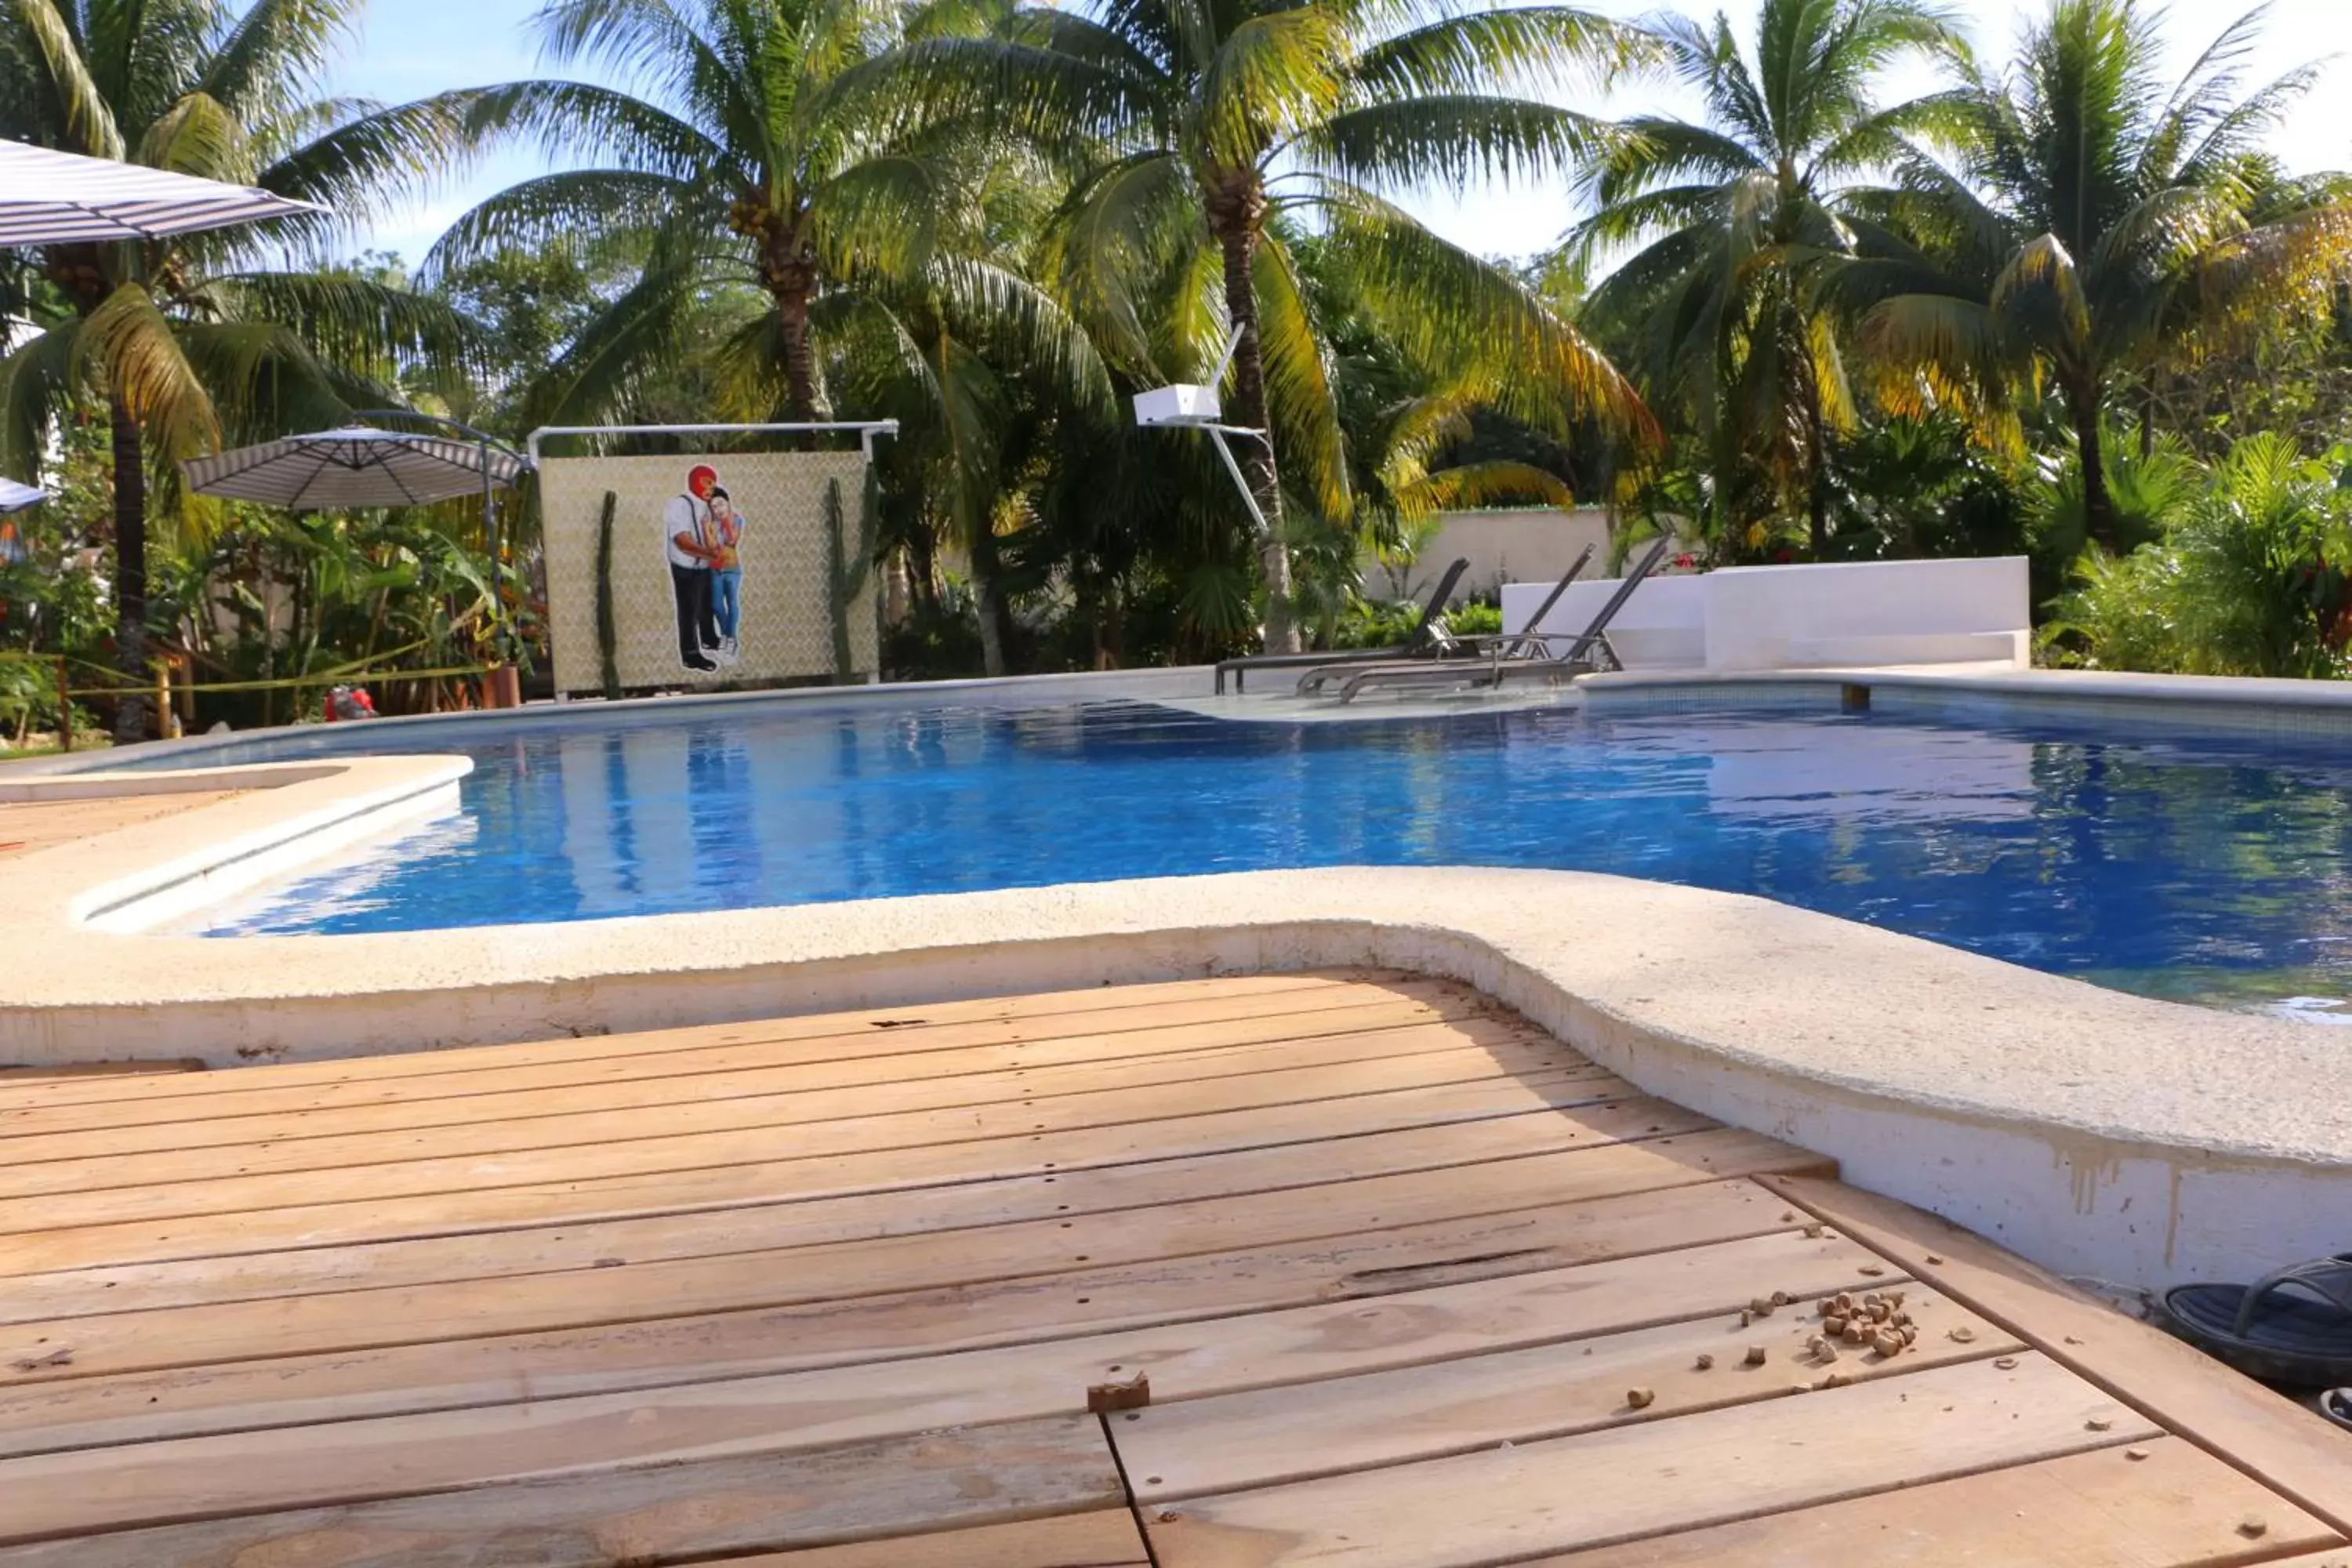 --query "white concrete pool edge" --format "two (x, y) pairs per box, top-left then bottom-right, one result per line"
(0, 768), (2345, 1293)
